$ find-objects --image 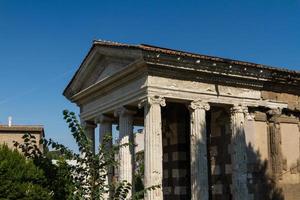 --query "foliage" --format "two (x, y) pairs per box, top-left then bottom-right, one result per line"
(134, 151), (144, 194)
(0, 144), (52, 200)
(13, 133), (75, 200)
(13, 110), (159, 199)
